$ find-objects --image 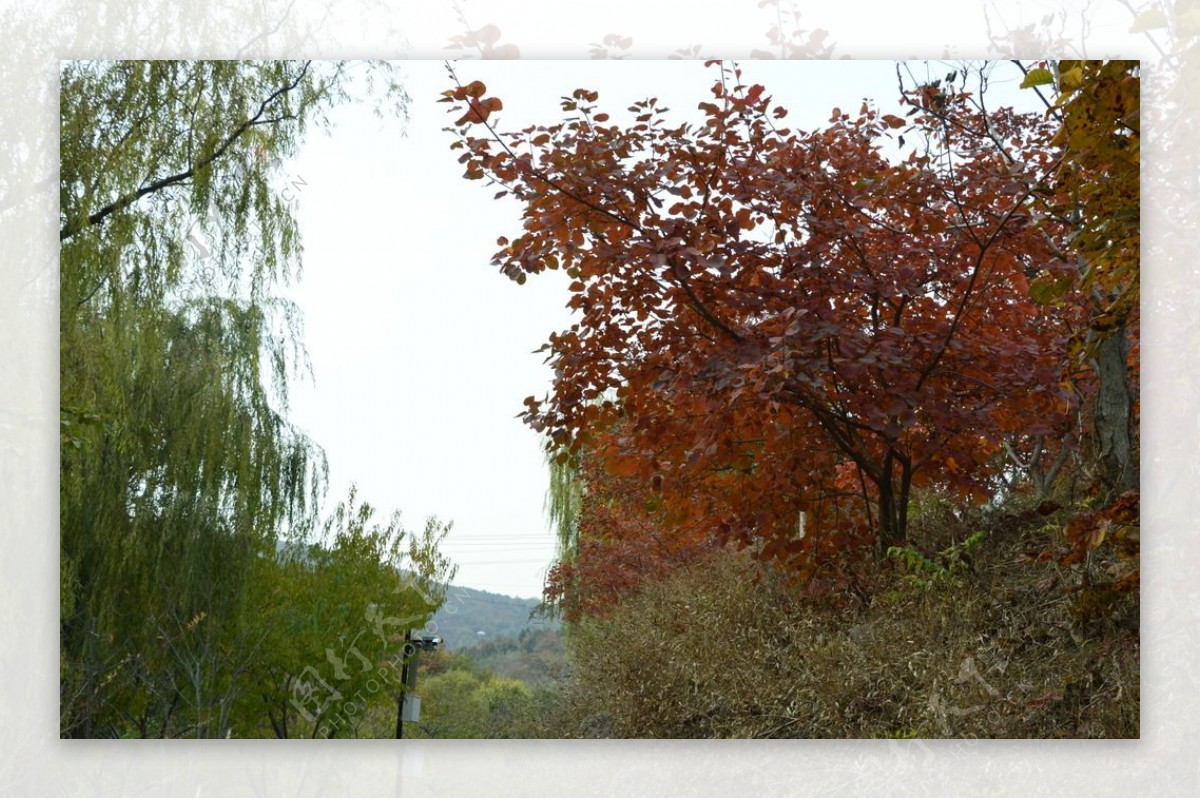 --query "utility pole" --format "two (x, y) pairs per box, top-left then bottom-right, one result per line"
(395, 630), (441, 739)
(395, 630), (412, 739)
